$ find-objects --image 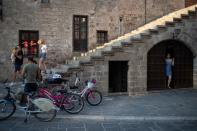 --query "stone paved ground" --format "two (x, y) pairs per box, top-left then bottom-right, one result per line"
(0, 117), (197, 131)
(1, 85), (197, 131)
